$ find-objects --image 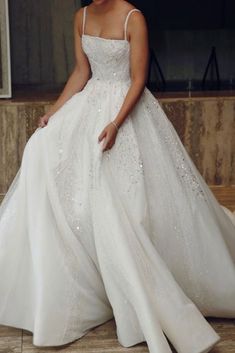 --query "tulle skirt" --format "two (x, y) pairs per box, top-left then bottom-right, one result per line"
(0, 78), (234, 352)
